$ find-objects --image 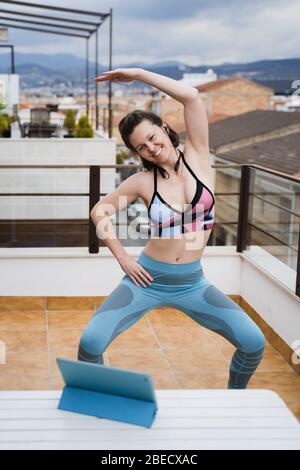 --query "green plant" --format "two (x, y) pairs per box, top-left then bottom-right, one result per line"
(63, 109), (76, 137)
(75, 115), (94, 138)
(0, 99), (16, 137)
(116, 148), (131, 164)
(0, 113), (12, 137)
